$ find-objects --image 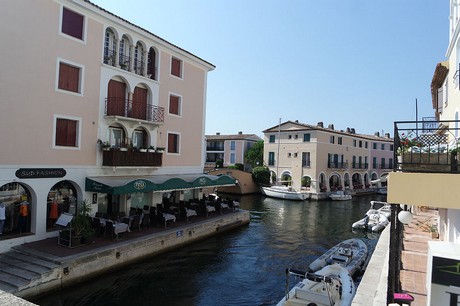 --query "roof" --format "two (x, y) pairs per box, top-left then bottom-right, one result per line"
(83, 0), (215, 69)
(263, 120), (393, 142)
(206, 134), (262, 141)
